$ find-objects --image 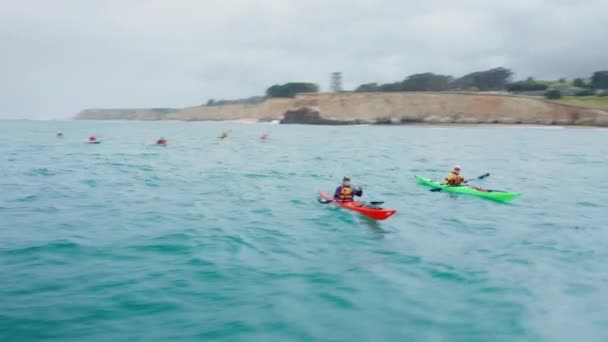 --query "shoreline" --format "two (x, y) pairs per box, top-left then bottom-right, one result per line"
(30, 118), (608, 130)
(74, 92), (608, 127)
